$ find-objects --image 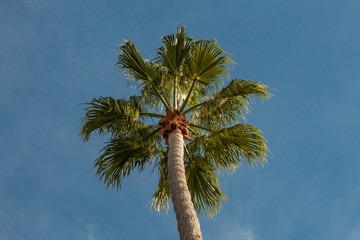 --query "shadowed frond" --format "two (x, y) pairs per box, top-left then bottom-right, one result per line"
(151, 153), (171, 213)
(95, 125), (162, 191)
(151, 149), (228, 217)
(156, 26), (195, 109)
(80, 96), (146, 142)
(185, 154), (227, 216)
